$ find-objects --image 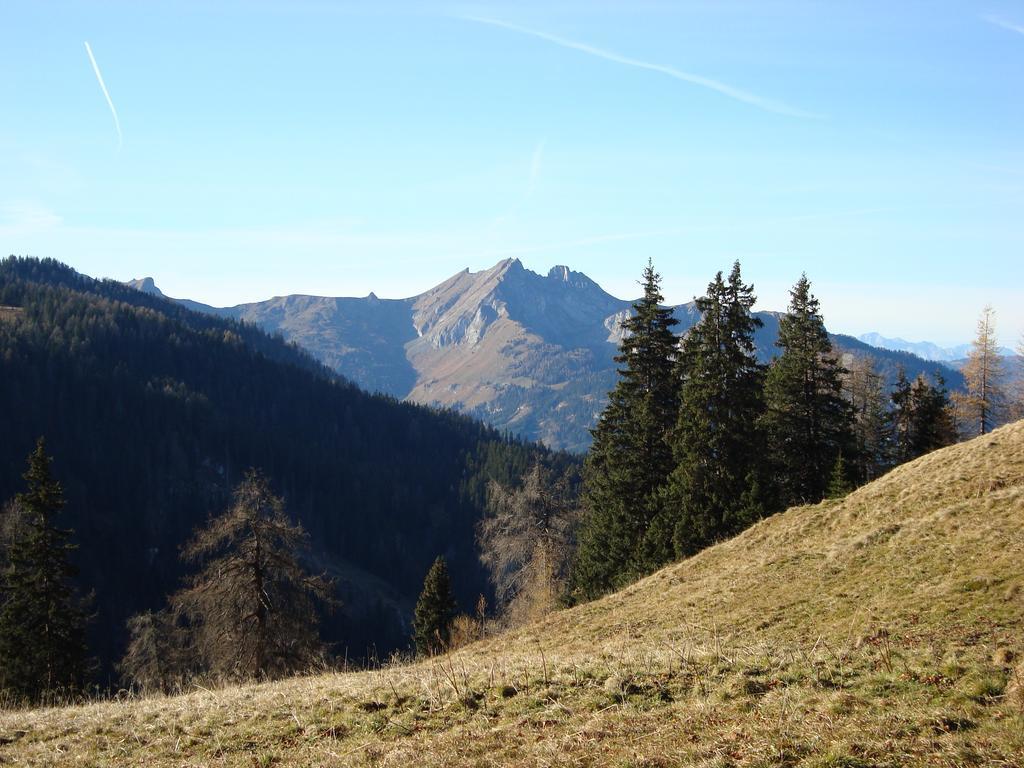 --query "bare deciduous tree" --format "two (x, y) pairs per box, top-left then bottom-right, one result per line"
(956, 306), (1006, 436)
(169, 470), (334, 681)
(478, 462), (579, 627)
